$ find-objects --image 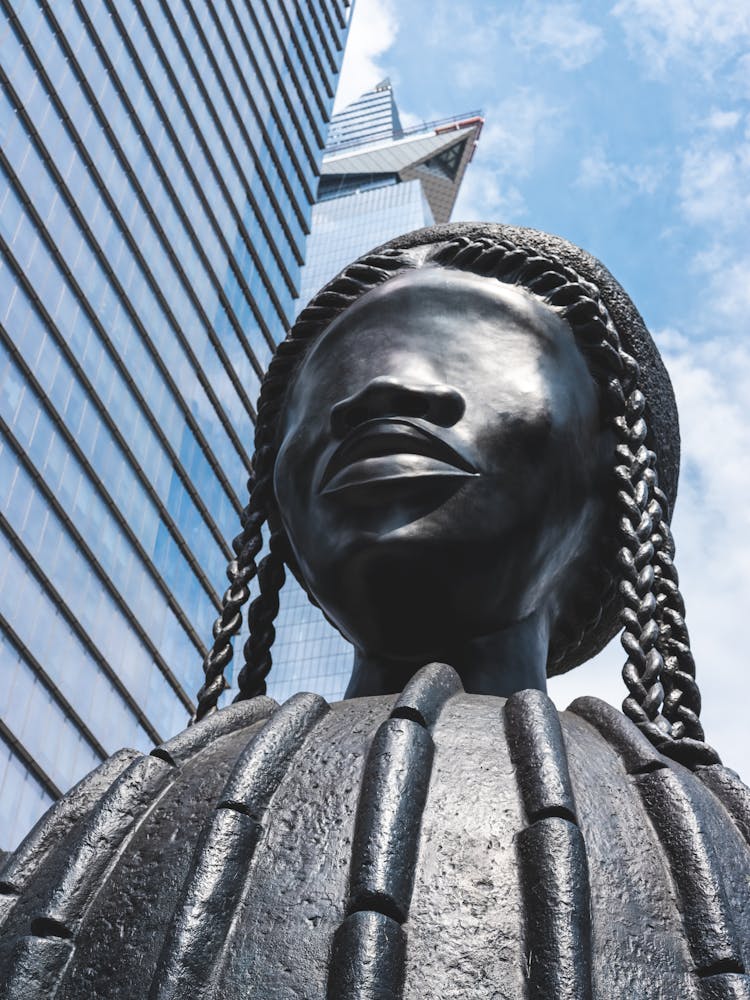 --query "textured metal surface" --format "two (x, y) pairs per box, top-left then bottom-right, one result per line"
(150, 696), (276, 766)
(0, 937), (73, 1000)
(701, 975), (750, 1000)
(327, 662), (458, 999)
(506, 688), (579, 822)
(506, 689), (592, 999)
(517, 818), (592, 999)
(152, 693), (329, 999)
(0, 748), (139, 931)
(348, 717), (434, 922)
(569, 695), (665, 774)
(0, 668), (748, 998)
(391, 660), (463, 729)
(636, 768), (746, 975)
(32, 753), (173, 939)
(697, 765), (750, 847)
(330, 911), (407, 1000)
